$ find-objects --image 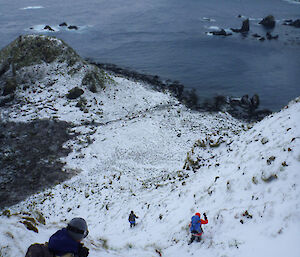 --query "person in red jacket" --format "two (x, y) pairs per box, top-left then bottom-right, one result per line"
(188, 212), (208, 244)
